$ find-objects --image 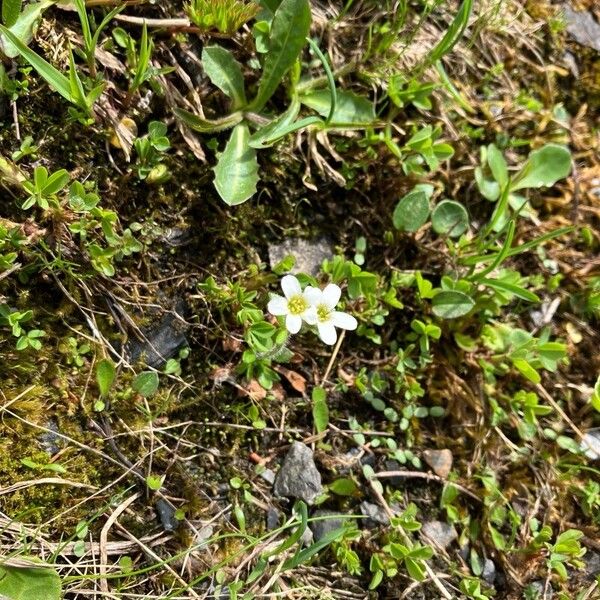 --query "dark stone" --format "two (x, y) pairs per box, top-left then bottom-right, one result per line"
(309, 509), (346, 542)
(155, 499), (178, 532)
(273, 442), (323, 505)
(563, 7), (600, 52)
(266, 507), (280, 530)
(126, 300), (188, 368)
(383, 460), (405, 486)
(359, 501), (388, 527)
(39, 420), (62, 455)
